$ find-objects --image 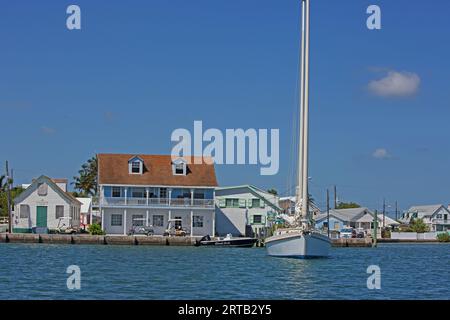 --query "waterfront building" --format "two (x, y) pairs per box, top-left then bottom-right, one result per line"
(215, 185), (281, 237)
(315, 207), (399, 238)
(13, 176), (81, 233)
(400, 204), (450, 232)
(77, 197), (100, 227)
(278, 196), (321, 217)
(98, 154), (217, 236)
